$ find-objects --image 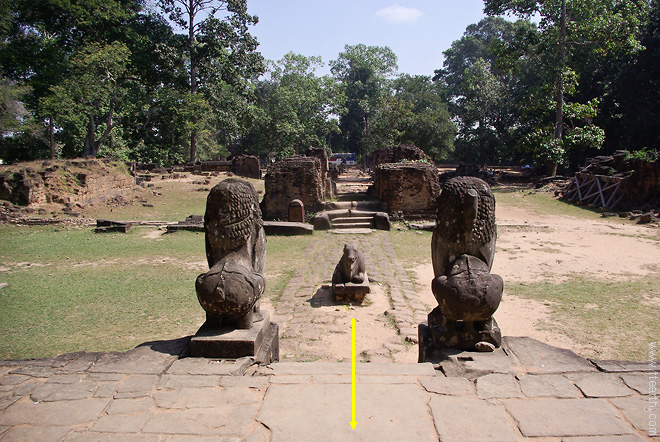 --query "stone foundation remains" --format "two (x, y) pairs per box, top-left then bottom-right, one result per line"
(232, 155), (262, 179)
(0, 159), (137, 207)
(371, 162), (440, 214)
(306, 147), (334, 200)
(260, 157), (324, 220)
(372, 144), (431, 168)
